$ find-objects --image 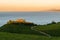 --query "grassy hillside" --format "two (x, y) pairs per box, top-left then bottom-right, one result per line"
(0, 21), (60, 40)
(0, 22), (60, 36)
(0, 32), (60, 40)
(34, 22), (60, 36)
(0, 23), (41, 35)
